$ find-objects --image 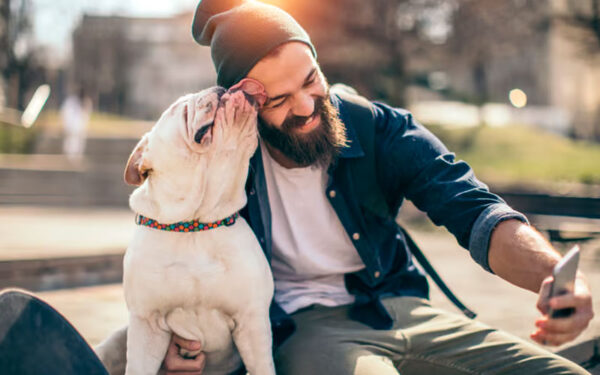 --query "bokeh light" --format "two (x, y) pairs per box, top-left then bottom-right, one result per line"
(509, 88), (527, 108)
